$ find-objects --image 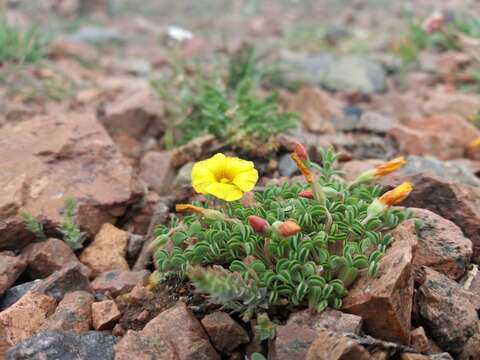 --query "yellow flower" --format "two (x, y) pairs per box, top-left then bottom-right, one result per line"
(373, 157), (406, 177)
(191, 153), (258, 201)
(469, 137), (480, 149)
(379, 182), (413, 207)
